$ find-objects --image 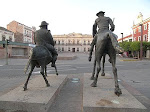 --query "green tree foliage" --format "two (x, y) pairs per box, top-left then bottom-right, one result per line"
(119, 41), (150, 52)
(119, 41), (131, 51)
(130, 41), (140, 51)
